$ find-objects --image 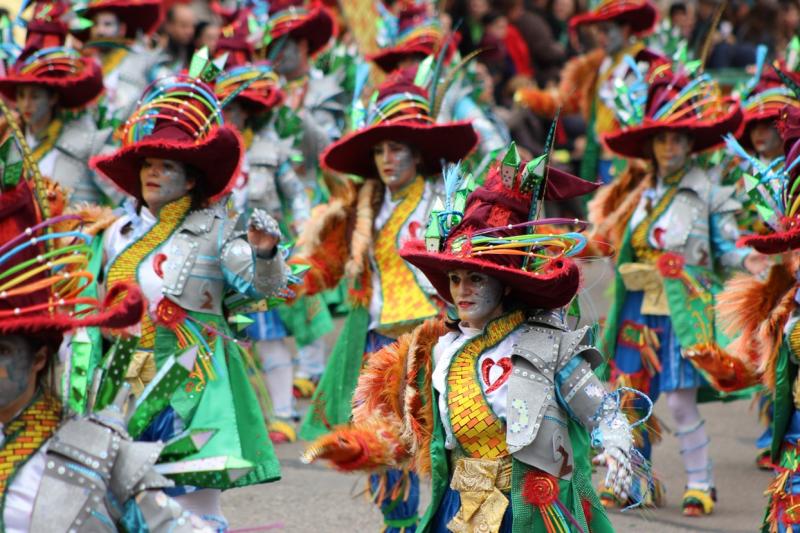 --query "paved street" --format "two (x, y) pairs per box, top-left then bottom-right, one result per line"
(222, 260), (775, 532)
